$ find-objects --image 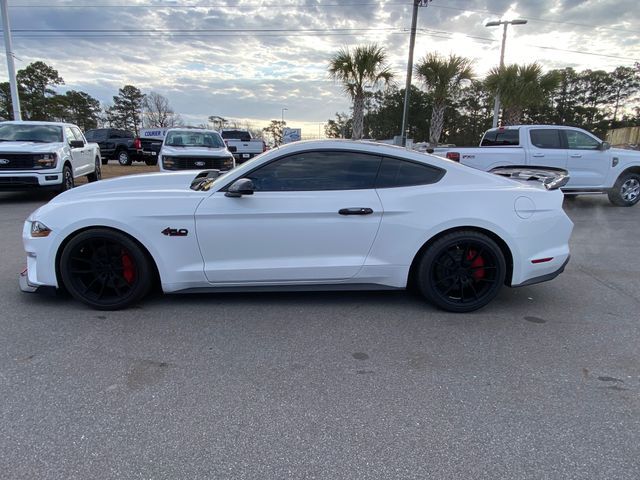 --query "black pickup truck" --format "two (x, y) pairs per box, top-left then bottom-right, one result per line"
(84, 128), (158, 166)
